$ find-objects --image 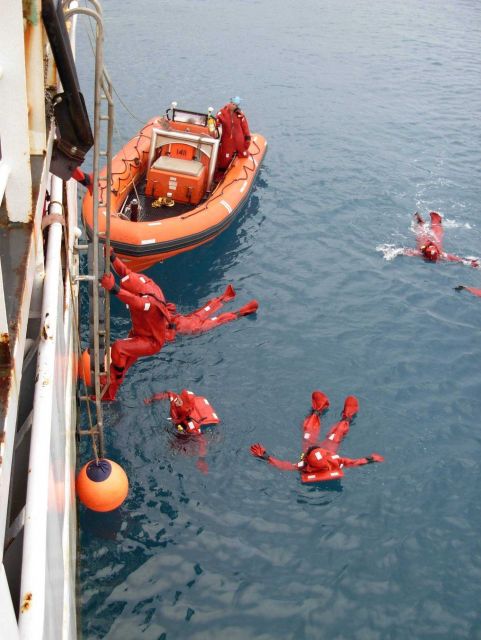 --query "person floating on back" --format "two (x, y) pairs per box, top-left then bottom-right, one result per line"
(250, 391), (384, 483)
(99, 252), (258, 400)
(402, 211), (479, 267)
